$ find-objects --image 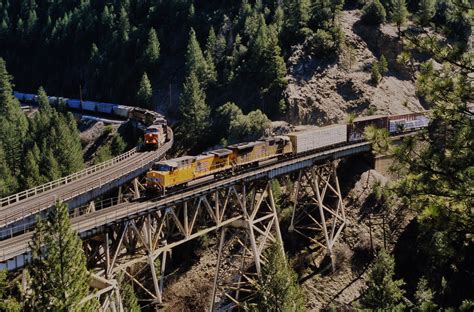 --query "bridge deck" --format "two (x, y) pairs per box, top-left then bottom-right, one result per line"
(0, 140), (371, 270)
